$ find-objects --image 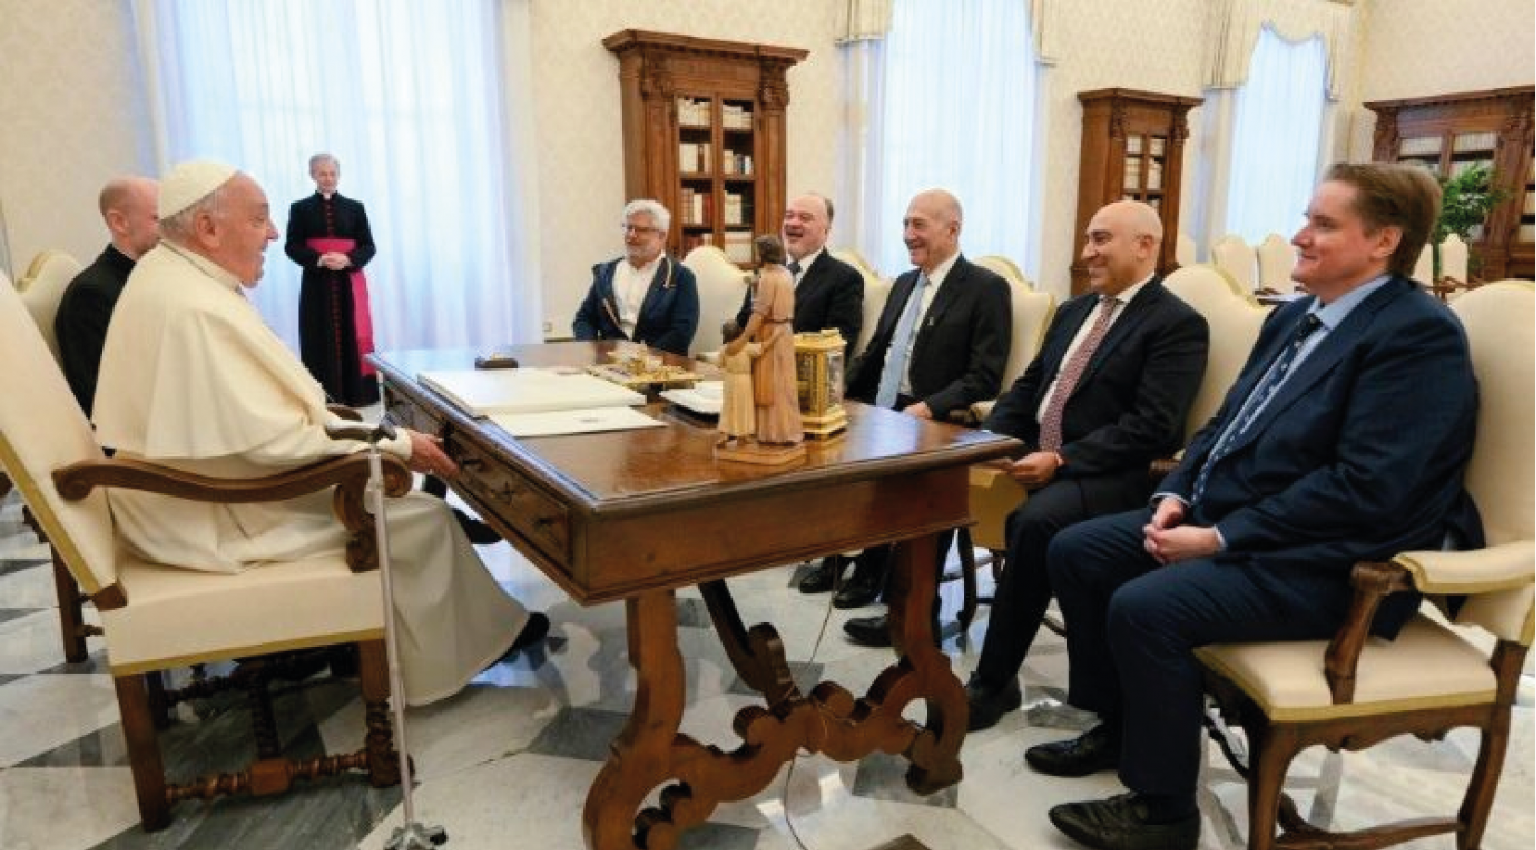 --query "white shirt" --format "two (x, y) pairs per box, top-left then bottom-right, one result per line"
(1036, 275), (1151, 422)
(899, 252), (960, 396)
(614, 255), (660, 338)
